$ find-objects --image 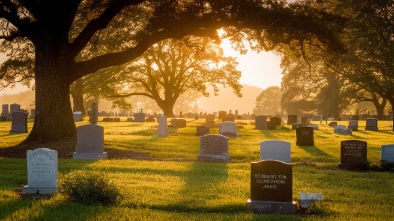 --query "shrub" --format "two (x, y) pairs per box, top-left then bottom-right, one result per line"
(59, 170), (122, 205)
